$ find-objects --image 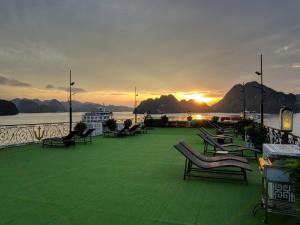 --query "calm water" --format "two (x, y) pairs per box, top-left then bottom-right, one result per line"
(1, 112), (300, 136)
